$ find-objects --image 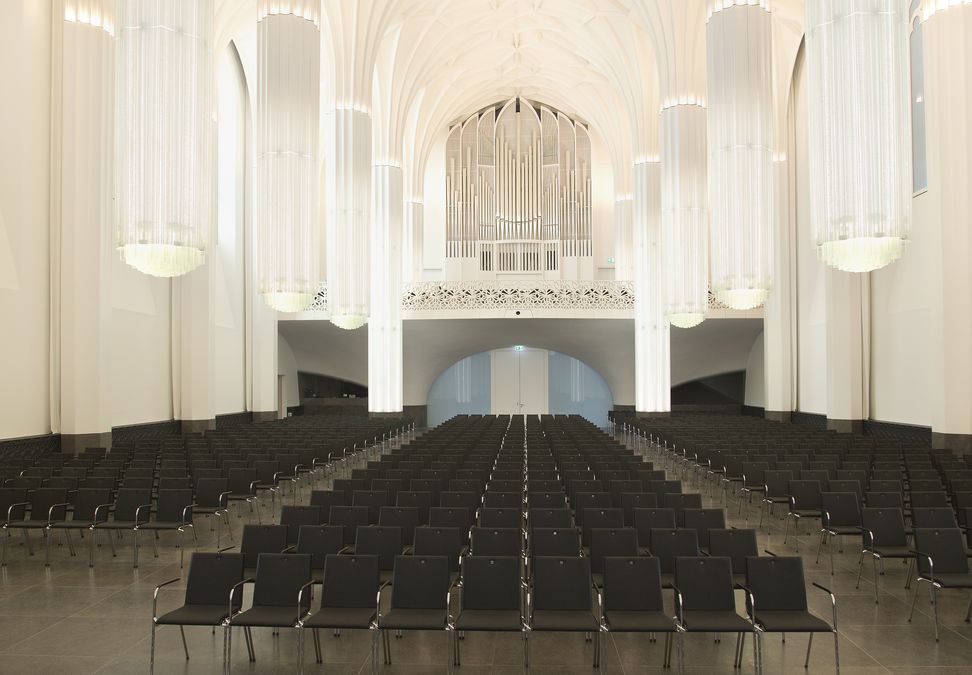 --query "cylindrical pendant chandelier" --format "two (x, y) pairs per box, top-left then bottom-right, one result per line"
(115, 0), (214, 277)
(806, 0), (911, 273)
(325, 108), (371, 330)
(661, 102), (709, 329)
(707, 0), (774, 309)
(256, 0), (321, 312)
